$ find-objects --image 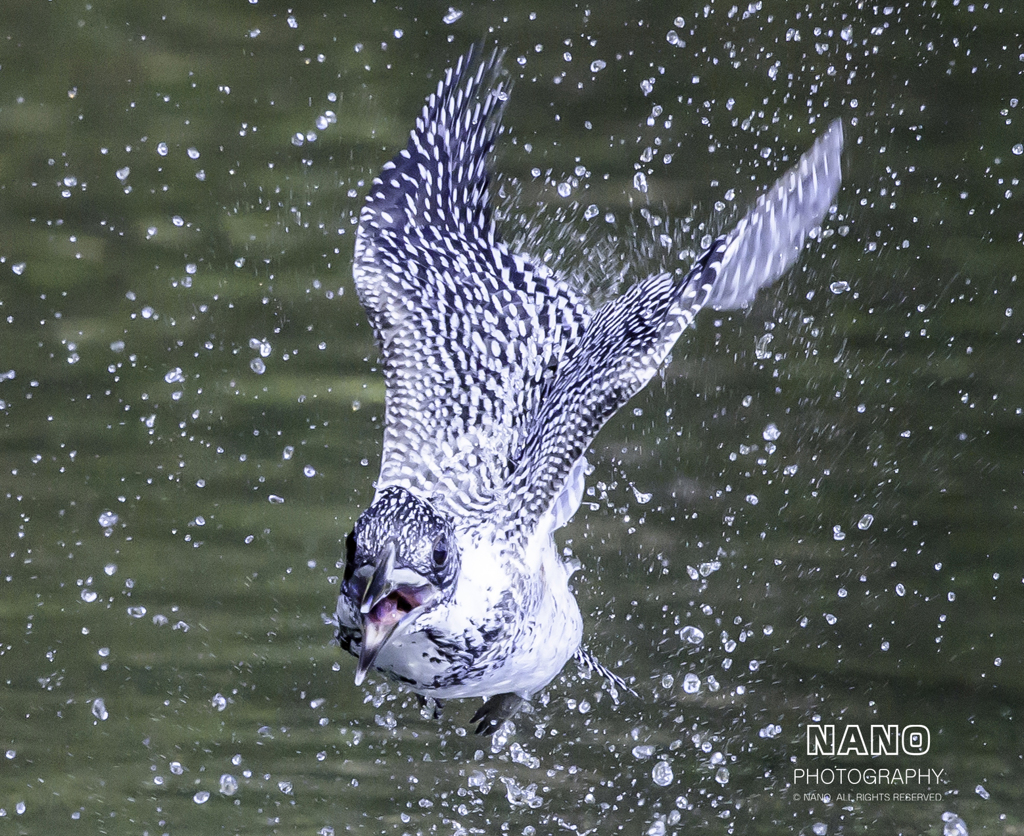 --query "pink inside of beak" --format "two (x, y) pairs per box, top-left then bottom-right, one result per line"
(366, 585), (430, 626)
(354, 584), (437, 686)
